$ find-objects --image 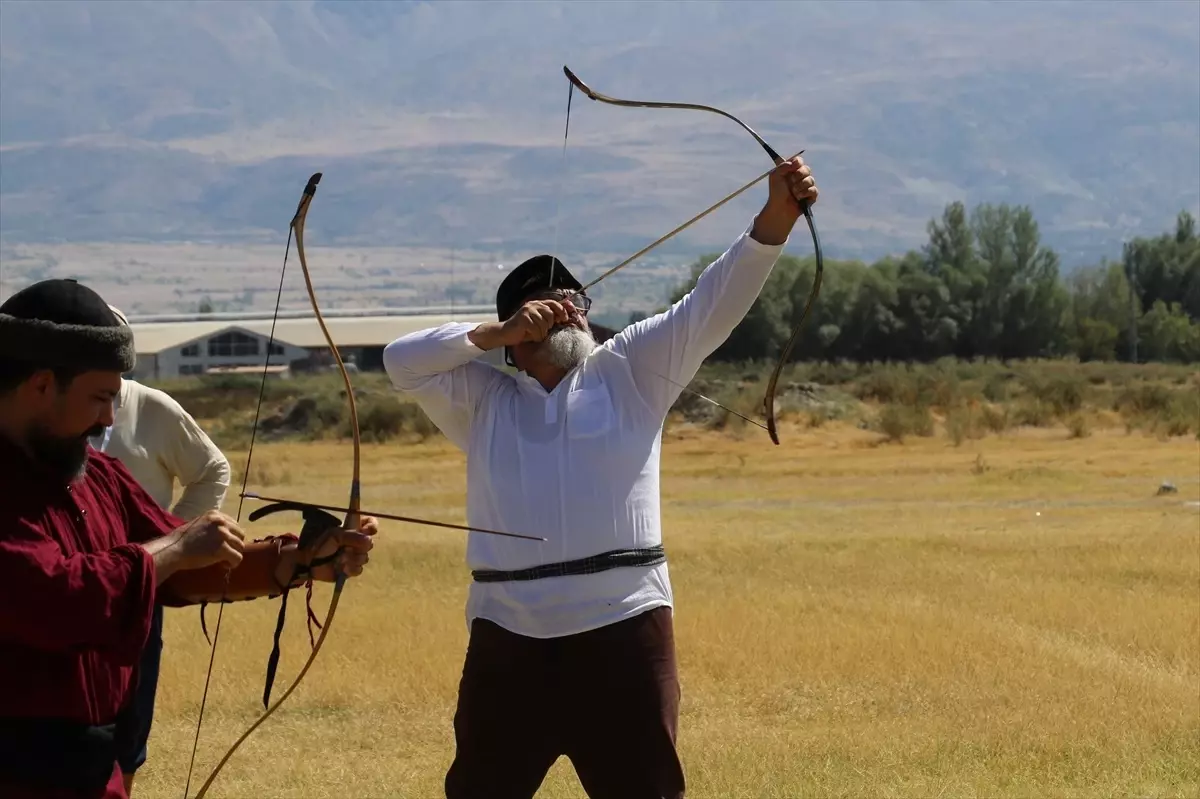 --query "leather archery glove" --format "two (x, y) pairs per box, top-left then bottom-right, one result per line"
(305, 515), (379, 583)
